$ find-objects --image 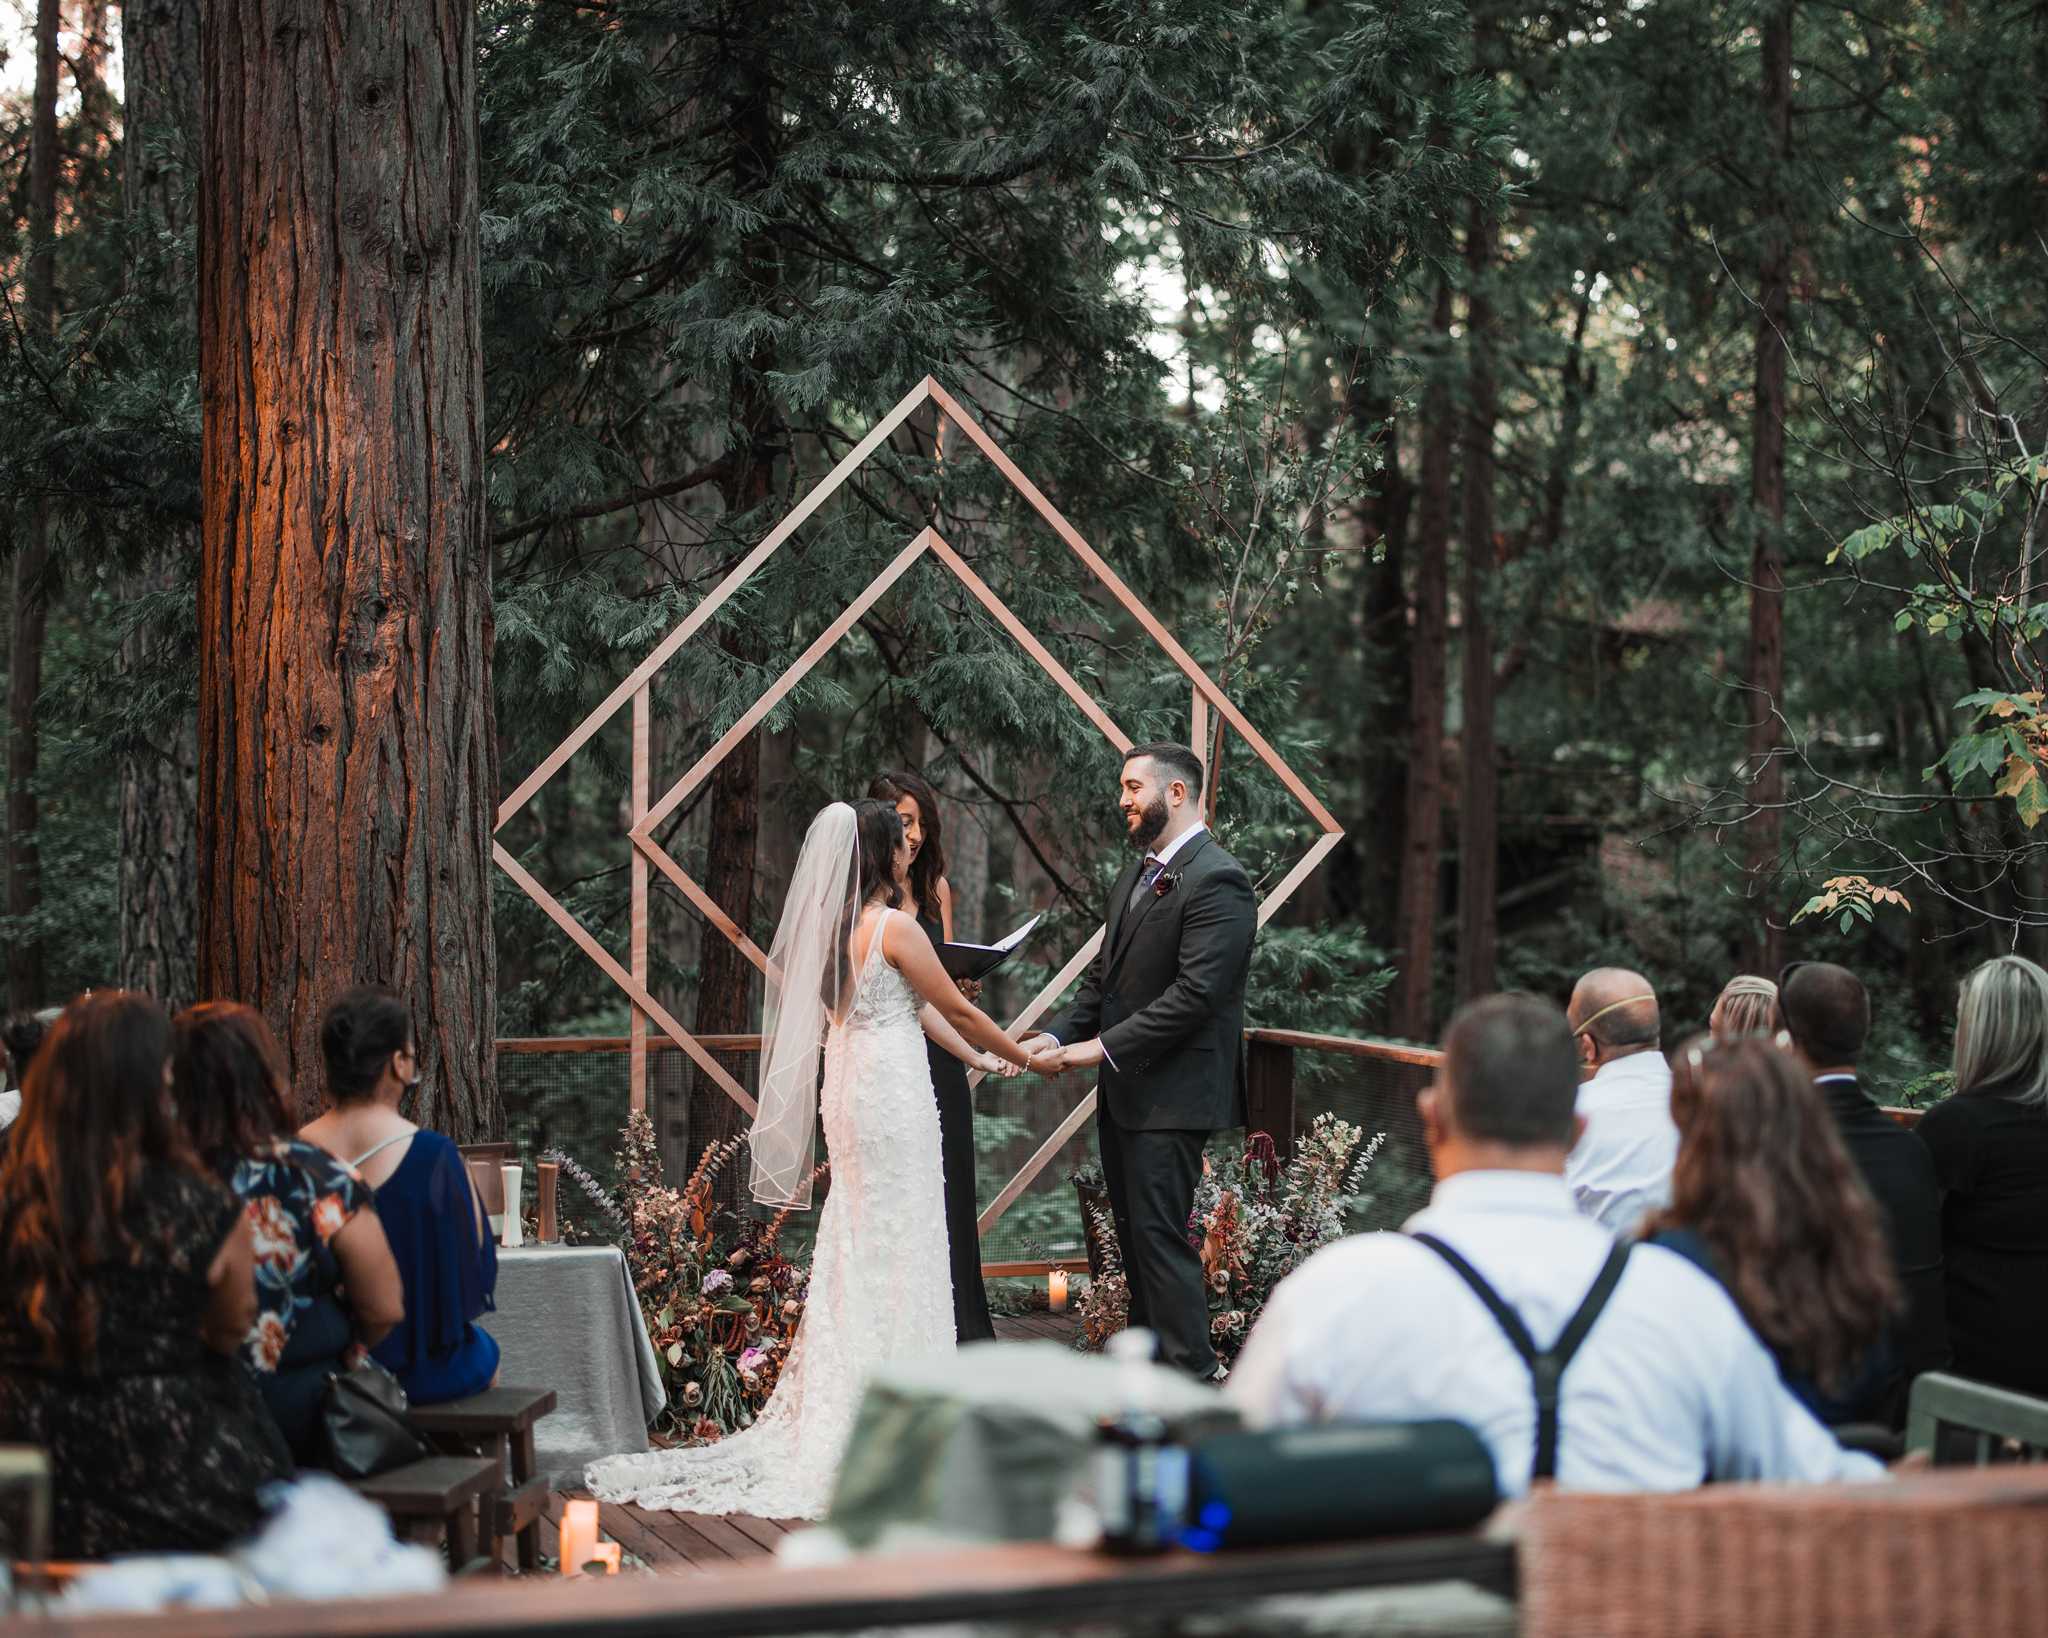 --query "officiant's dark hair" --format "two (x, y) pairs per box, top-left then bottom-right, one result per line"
(867, 769), (945, 915)
(1125, 741), (1204, 798)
